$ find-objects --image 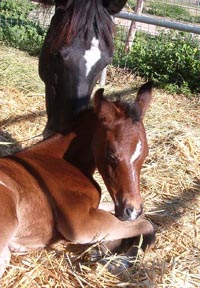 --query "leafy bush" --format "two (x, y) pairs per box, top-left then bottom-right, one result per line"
(0, 0), (34, 18)
(113, 31), (200, 95)
(127, 0), (137, 9)
(128, 0), (200, 24)
(0, 0), (47, 55)
(145, 1), (192, 22)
